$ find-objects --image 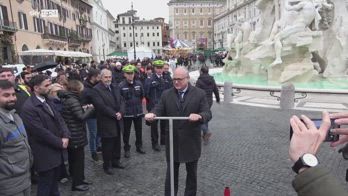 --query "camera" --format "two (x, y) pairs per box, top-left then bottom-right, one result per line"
(290, 119), (340, 142)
